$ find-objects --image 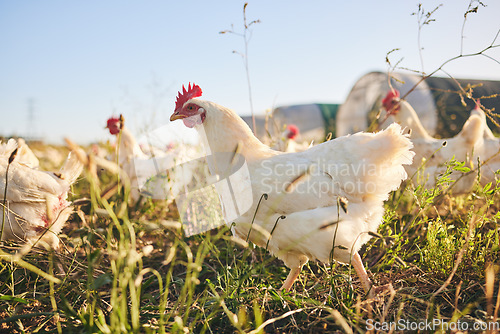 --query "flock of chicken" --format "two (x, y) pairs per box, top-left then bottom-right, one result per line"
(1, 83), (499, 298)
